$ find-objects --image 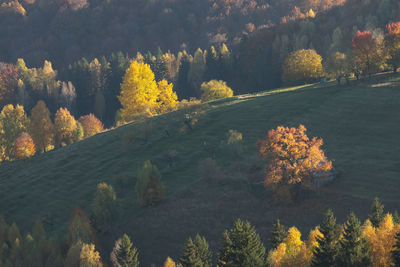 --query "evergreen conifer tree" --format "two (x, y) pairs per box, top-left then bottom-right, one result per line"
(369, 197), (385, 227)
(110, 234), (139, 267)
(394, 211), (400, 224)
(392, 231), (400, 267)
(180, 235), (212, 267)
(312, 209), (340, 267)
(270, 219), (287, 249)
(338, 212), (370, 267)
(218, 219), (266, 267)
